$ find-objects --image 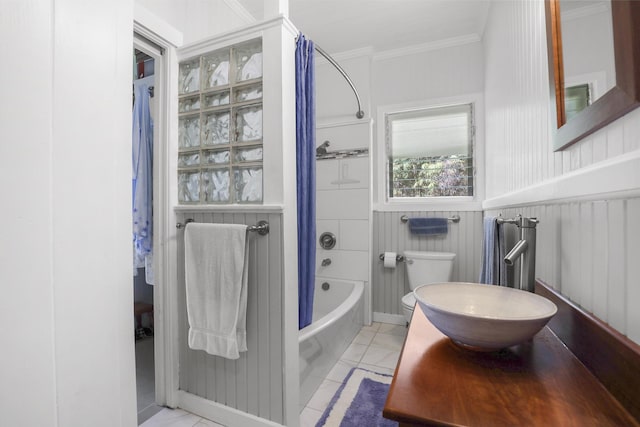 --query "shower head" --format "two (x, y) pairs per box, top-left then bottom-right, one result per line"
(316, 141), (330, 156)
